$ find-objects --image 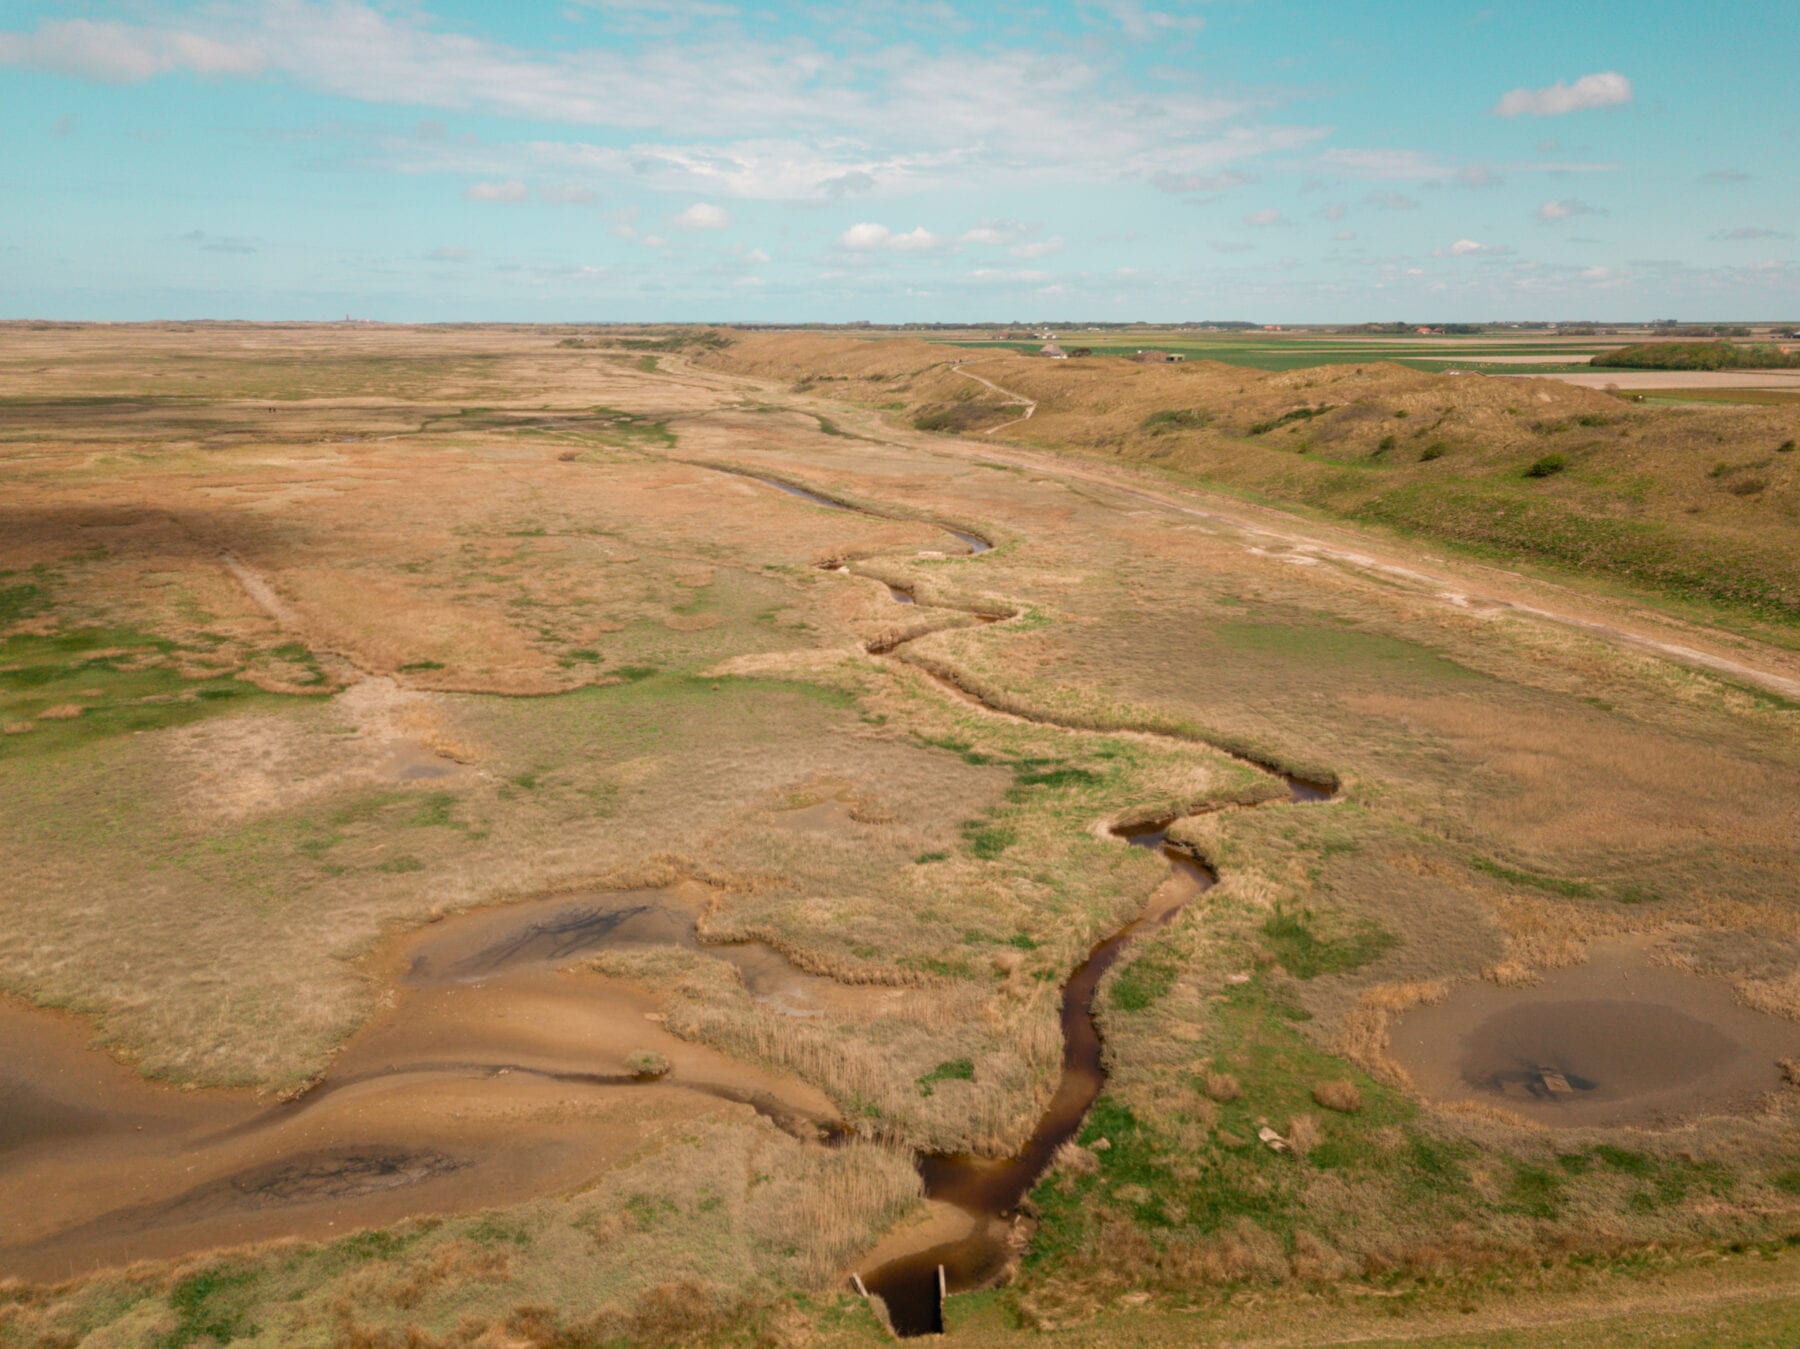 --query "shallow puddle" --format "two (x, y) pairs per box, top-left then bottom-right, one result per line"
(1390, 938), (1798, 1127)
